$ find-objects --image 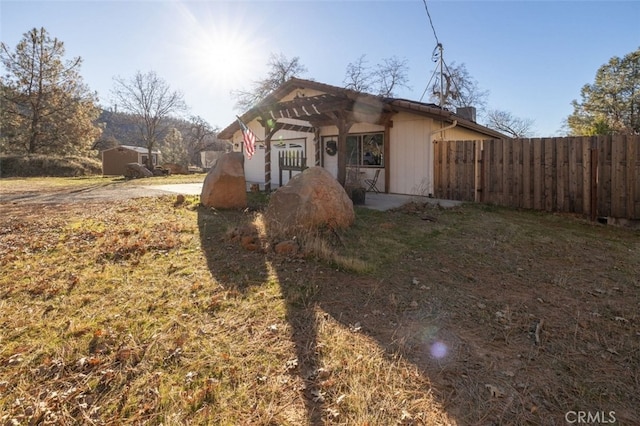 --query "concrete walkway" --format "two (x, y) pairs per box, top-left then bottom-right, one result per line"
(144, 183), (203, 196)
(362, 192), (462, 211)
(146, 183), (462, 212)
